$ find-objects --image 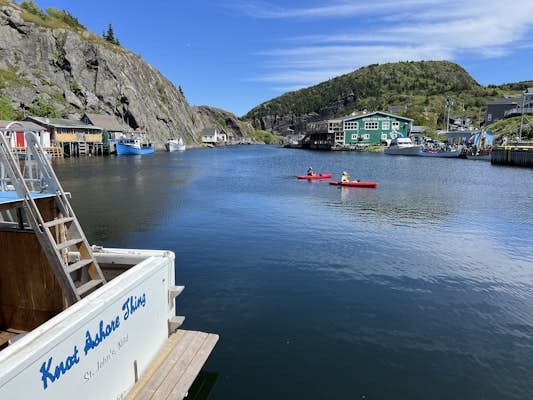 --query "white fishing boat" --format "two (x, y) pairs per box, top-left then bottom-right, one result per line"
(166, 137), (186, 152)
(0, 132), (217, 399)
(384, 136), (422, 156)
